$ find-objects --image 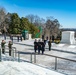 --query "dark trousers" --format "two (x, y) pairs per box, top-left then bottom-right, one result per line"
(38, 49), (40, 54)
(38, 46), (41, 54)
(49, 45), (51, 51)
(42, 47), (45, 54)
(20, 36), (22, 41)
(35, 49), (36, 53)
(34, 47), (37, 53)
(42, 50), (44, 54)
(17, 36), (19, 42)
(2, 49), (5, 54)
(9, 49), (11, 56)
